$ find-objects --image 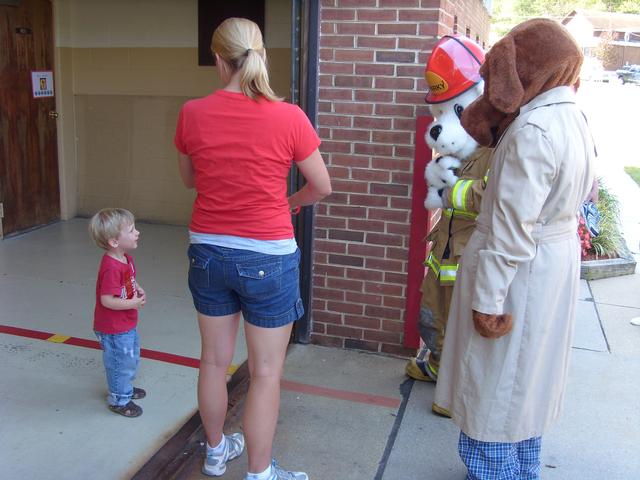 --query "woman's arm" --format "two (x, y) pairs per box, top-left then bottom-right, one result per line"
(288, 149), (332, 210)
(178, 153), (195, 189)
